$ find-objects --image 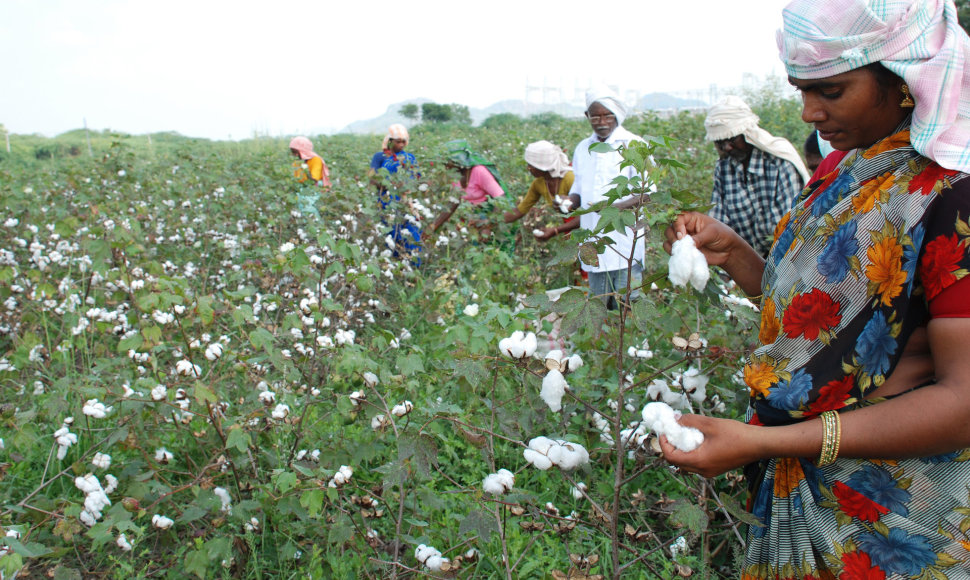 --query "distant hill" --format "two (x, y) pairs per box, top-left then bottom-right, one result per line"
(338, 93), (709, 135)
